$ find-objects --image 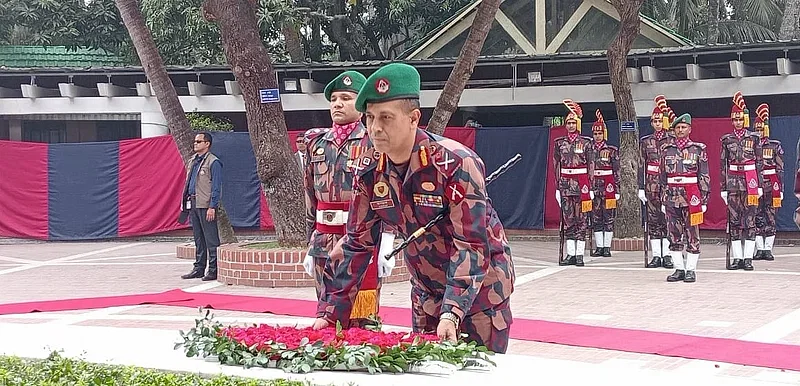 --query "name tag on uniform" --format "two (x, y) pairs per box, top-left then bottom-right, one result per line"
(311, 155), (325, 163)
(413, 193), (443, 208)
(370, 199), (395, 210)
